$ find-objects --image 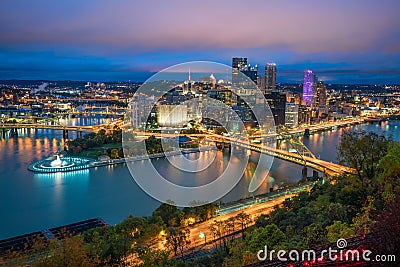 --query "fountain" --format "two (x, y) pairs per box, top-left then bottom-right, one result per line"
(28, 154), (95, 173)
(50, 155), (66, 167)
(40, 154), (74, 169)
